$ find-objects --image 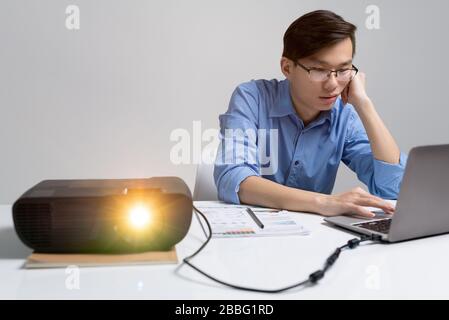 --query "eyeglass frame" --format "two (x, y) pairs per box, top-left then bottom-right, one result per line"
(294, 60), (359, 82)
